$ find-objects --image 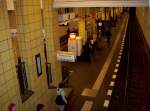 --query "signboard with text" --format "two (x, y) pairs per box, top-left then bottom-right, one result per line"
(56, 51), (76, 62)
